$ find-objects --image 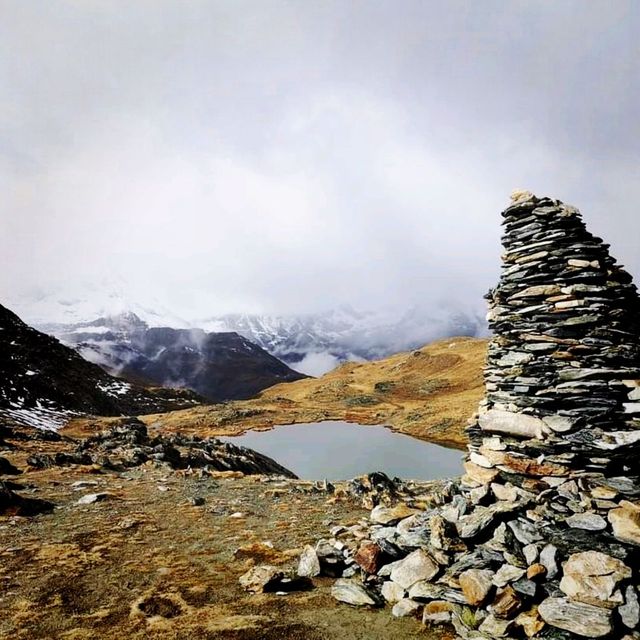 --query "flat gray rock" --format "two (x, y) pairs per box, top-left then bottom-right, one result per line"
(331, 579), (382, 607)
